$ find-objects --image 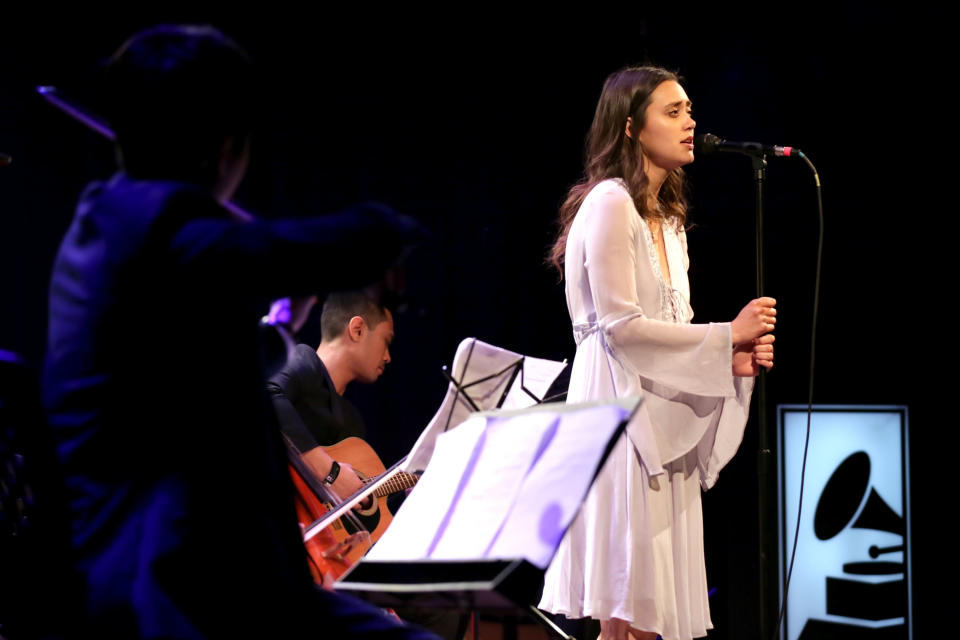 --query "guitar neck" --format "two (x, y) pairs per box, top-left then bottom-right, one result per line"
(321, 437), (419, 500)
(371, 471), (418, 498)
